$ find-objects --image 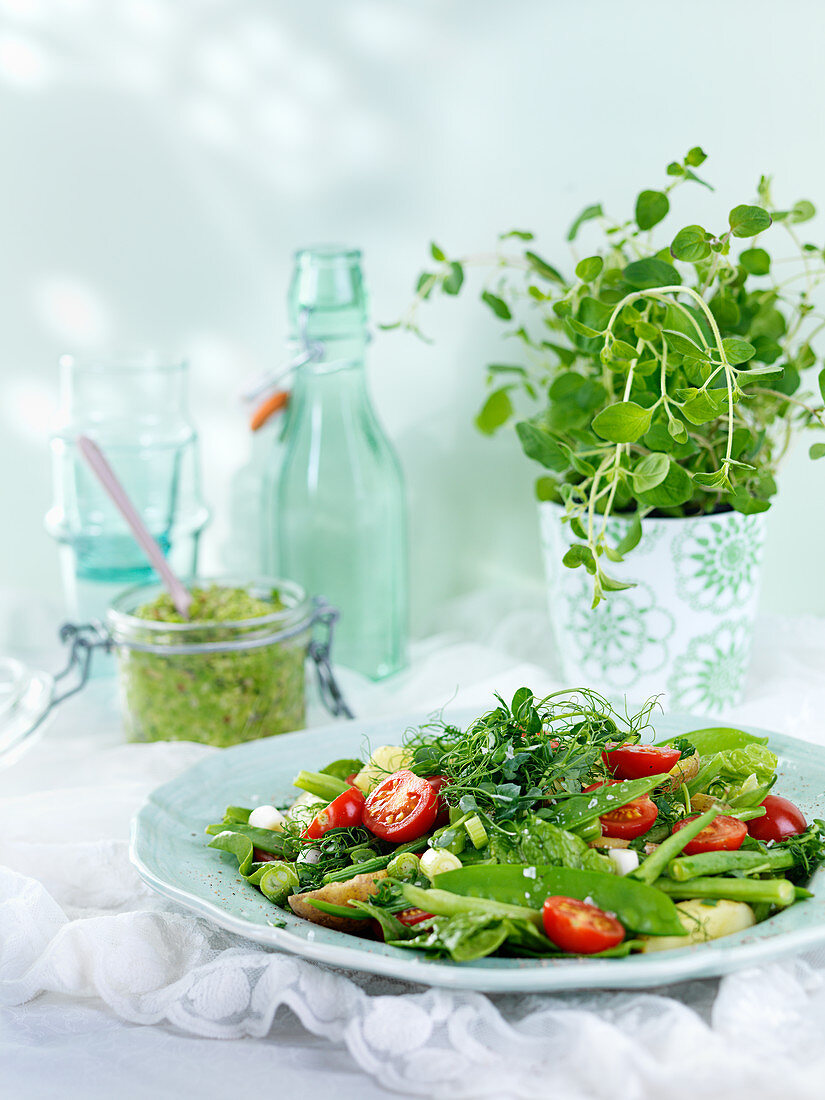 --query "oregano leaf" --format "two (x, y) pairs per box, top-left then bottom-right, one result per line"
(671, 225), (711, 263)
(525, 251), (565, 285)
(481, 291), (512, 320)
(635, 190), (670, 231)
(442, 261), (464, 295)
(475, 388), (513, 435)
(630, 453), (670, 492)
(567, 204), (603, 242)
(739, 248), (770, 276)
(575, 256), (604, 282)
(623, 258), (681, 289)
(591, 401), (653, 443)
(729, 204), (772, 238)
(722, 337), (756, 365)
